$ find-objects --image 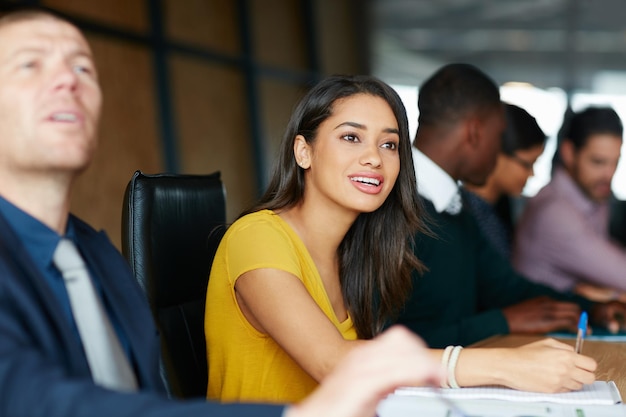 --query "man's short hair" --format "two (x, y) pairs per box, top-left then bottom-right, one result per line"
(0, 5), (71, 31)
(417, 63), (500, 129)
(564, 106), (624, 150)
